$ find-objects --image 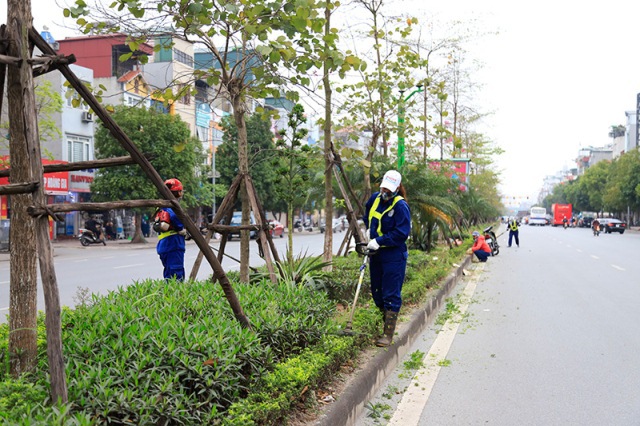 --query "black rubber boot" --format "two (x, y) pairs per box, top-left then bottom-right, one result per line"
(376, 310), (398, 347)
